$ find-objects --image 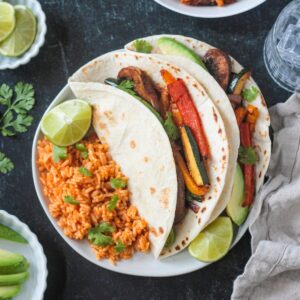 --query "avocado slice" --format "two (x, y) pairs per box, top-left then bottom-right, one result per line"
(0, 272), (28, 286)
(157, 37), (207, 70)
(226, 164), (249, 226)
(0, 224), (28, 244)
(0, 250), (28, 275)
(0, 286), (21, 298)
